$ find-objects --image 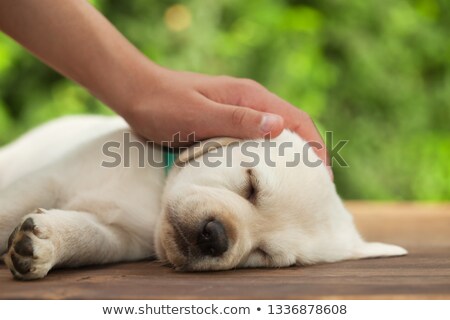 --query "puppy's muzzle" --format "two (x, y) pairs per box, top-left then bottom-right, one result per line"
(196, 219), (228, 257)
